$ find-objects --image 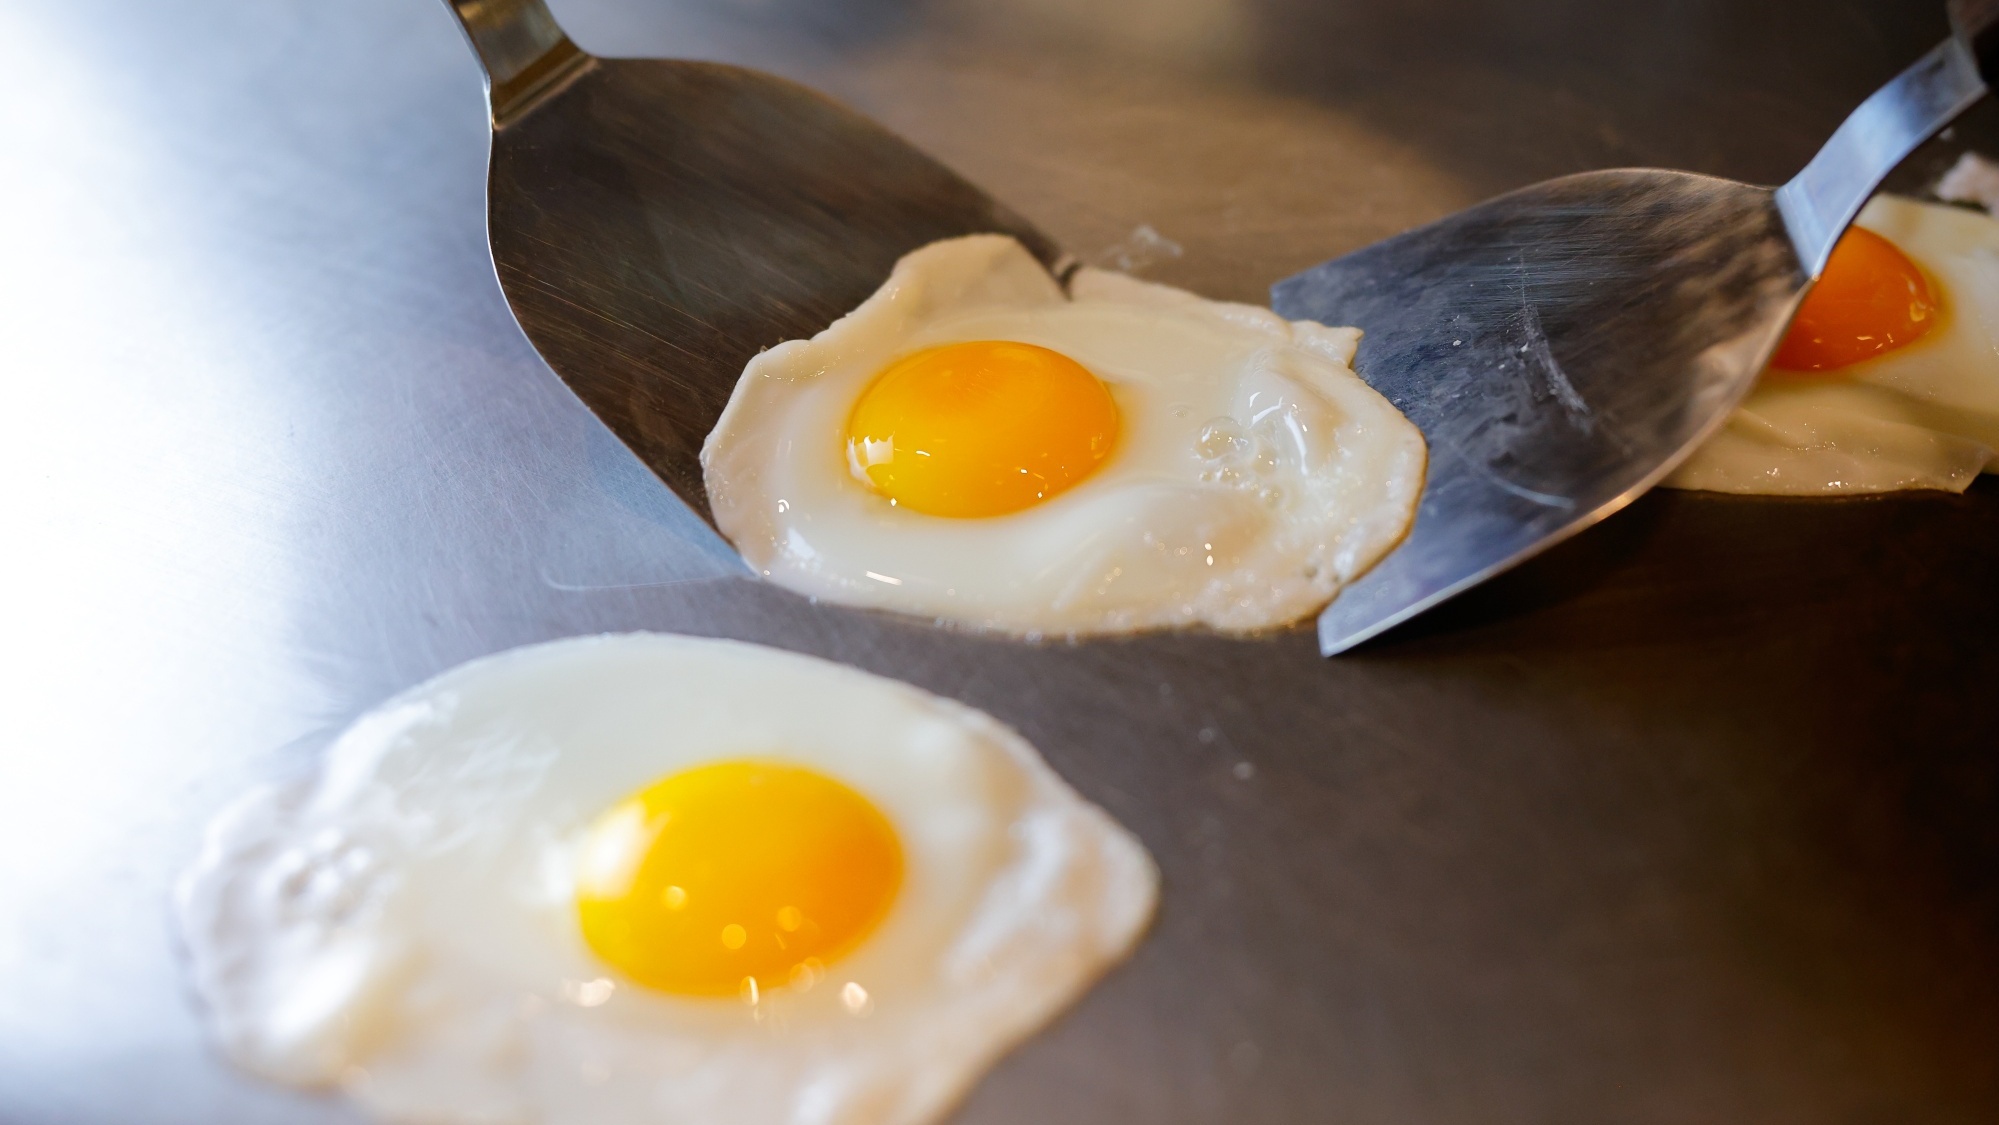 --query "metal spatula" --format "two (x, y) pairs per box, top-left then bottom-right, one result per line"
(439, 0), (1063, 522)
(1274, 1), (1999, 654)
